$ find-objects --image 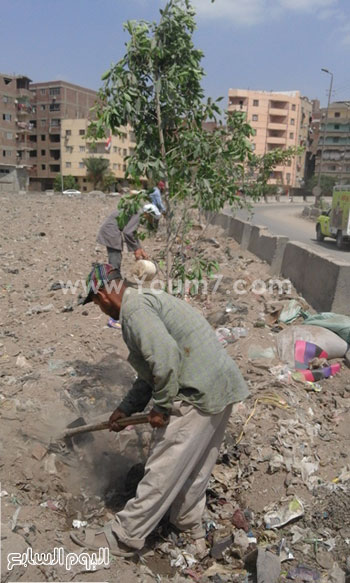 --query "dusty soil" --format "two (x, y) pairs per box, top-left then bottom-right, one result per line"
(0, 191), (349, 583)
